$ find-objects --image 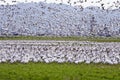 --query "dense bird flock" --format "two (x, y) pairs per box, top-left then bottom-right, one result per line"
(0, 41), (120, 64)
(0, 0), (120, 36)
